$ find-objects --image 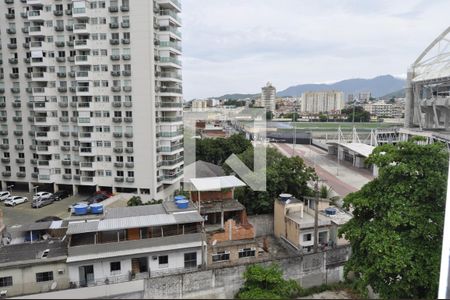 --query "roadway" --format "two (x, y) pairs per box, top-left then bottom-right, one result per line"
(272, 143), (374, 198)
